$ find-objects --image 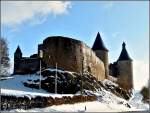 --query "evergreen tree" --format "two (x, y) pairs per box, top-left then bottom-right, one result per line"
(0, 37), (10, 77)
